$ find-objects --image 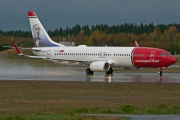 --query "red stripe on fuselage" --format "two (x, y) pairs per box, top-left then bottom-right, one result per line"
(132, 47), (177, 68)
